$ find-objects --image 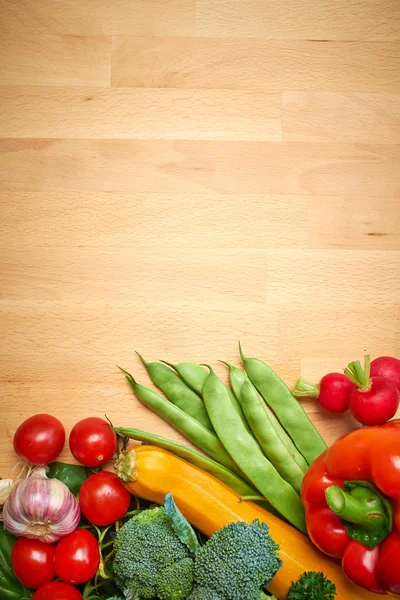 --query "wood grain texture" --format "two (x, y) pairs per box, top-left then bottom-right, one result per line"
(2, 0), (195, 36)
(112, 37), (400, 92)
(1, 139), (400, 197)
(2, 193), (399, 250)
(0, 87), (281, 140)
(1, 0), (400, 476)
(282, 92), (400, 143)
(196, 0), (400, 40)
(0, 34), (111, 86)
